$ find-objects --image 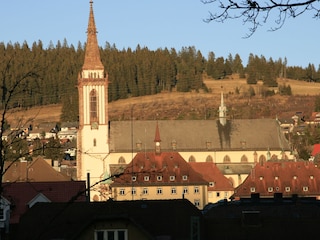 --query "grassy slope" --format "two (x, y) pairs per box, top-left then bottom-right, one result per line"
(6, 76), (320, 127)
